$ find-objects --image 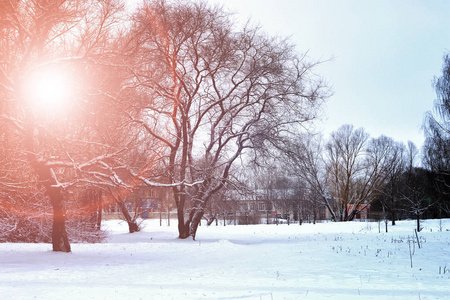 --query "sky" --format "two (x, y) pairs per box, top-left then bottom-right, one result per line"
(212, 0), (450, 149)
